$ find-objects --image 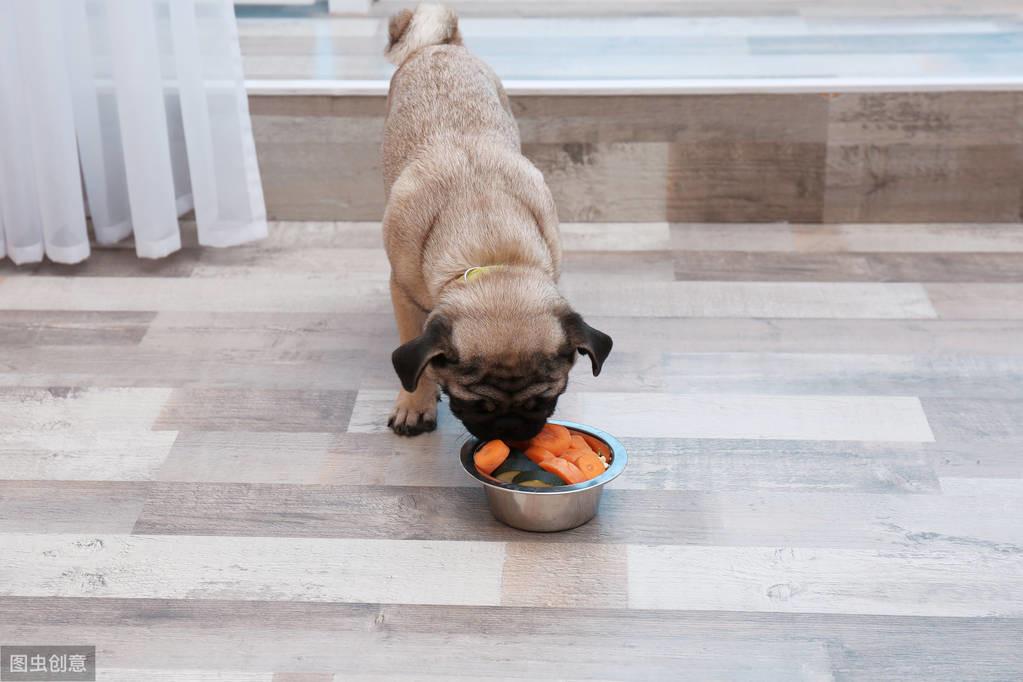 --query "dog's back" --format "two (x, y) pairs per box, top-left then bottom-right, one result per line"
(378, 5), (610, 440)
(382, 4), (520, 192)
